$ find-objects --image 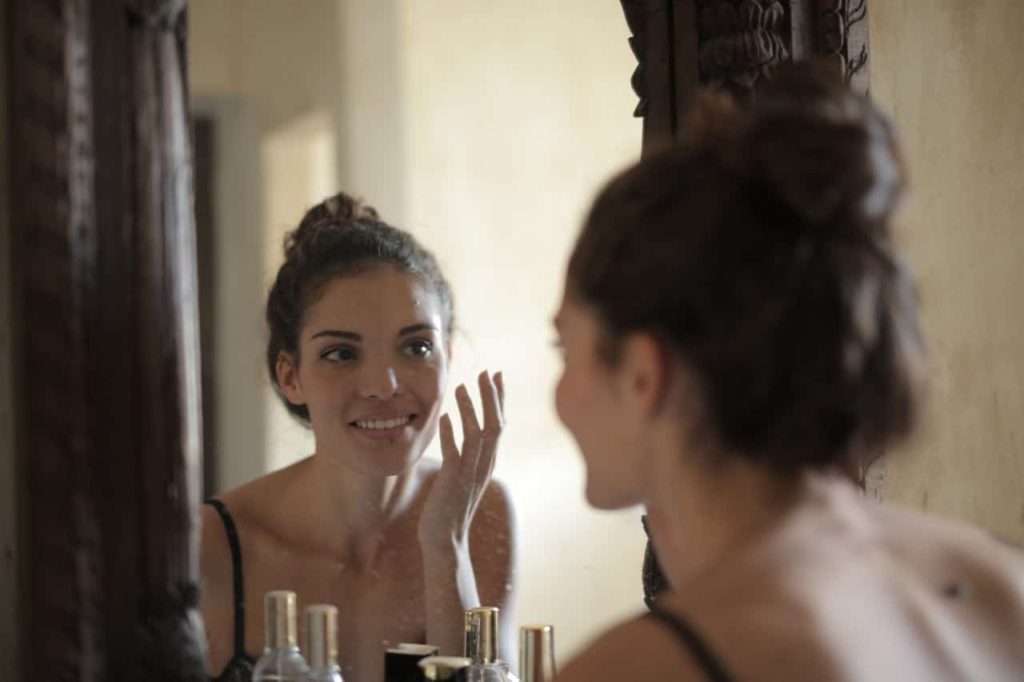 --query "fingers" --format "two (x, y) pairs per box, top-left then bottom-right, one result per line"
(478, 371), (503, 436)
(439, 413), (459, 466)
(494, 371), (506, 415)
(455, 384), (482, 472)
(450, 373), (504, 497)
(476, 371), (503, 483)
